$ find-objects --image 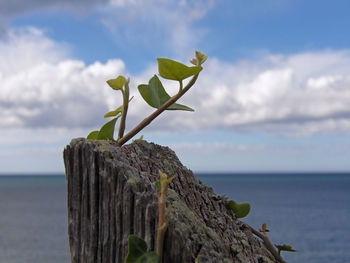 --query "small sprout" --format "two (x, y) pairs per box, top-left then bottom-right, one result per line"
(275, 244), (297, 255)
(159, 170), (176, 188)
(225, 199), (251, 218)
(259, 223), (270, 235)
(195, 51), (208, 65)
(190, 58), (198, 66)
(107, 75), (126, 90)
